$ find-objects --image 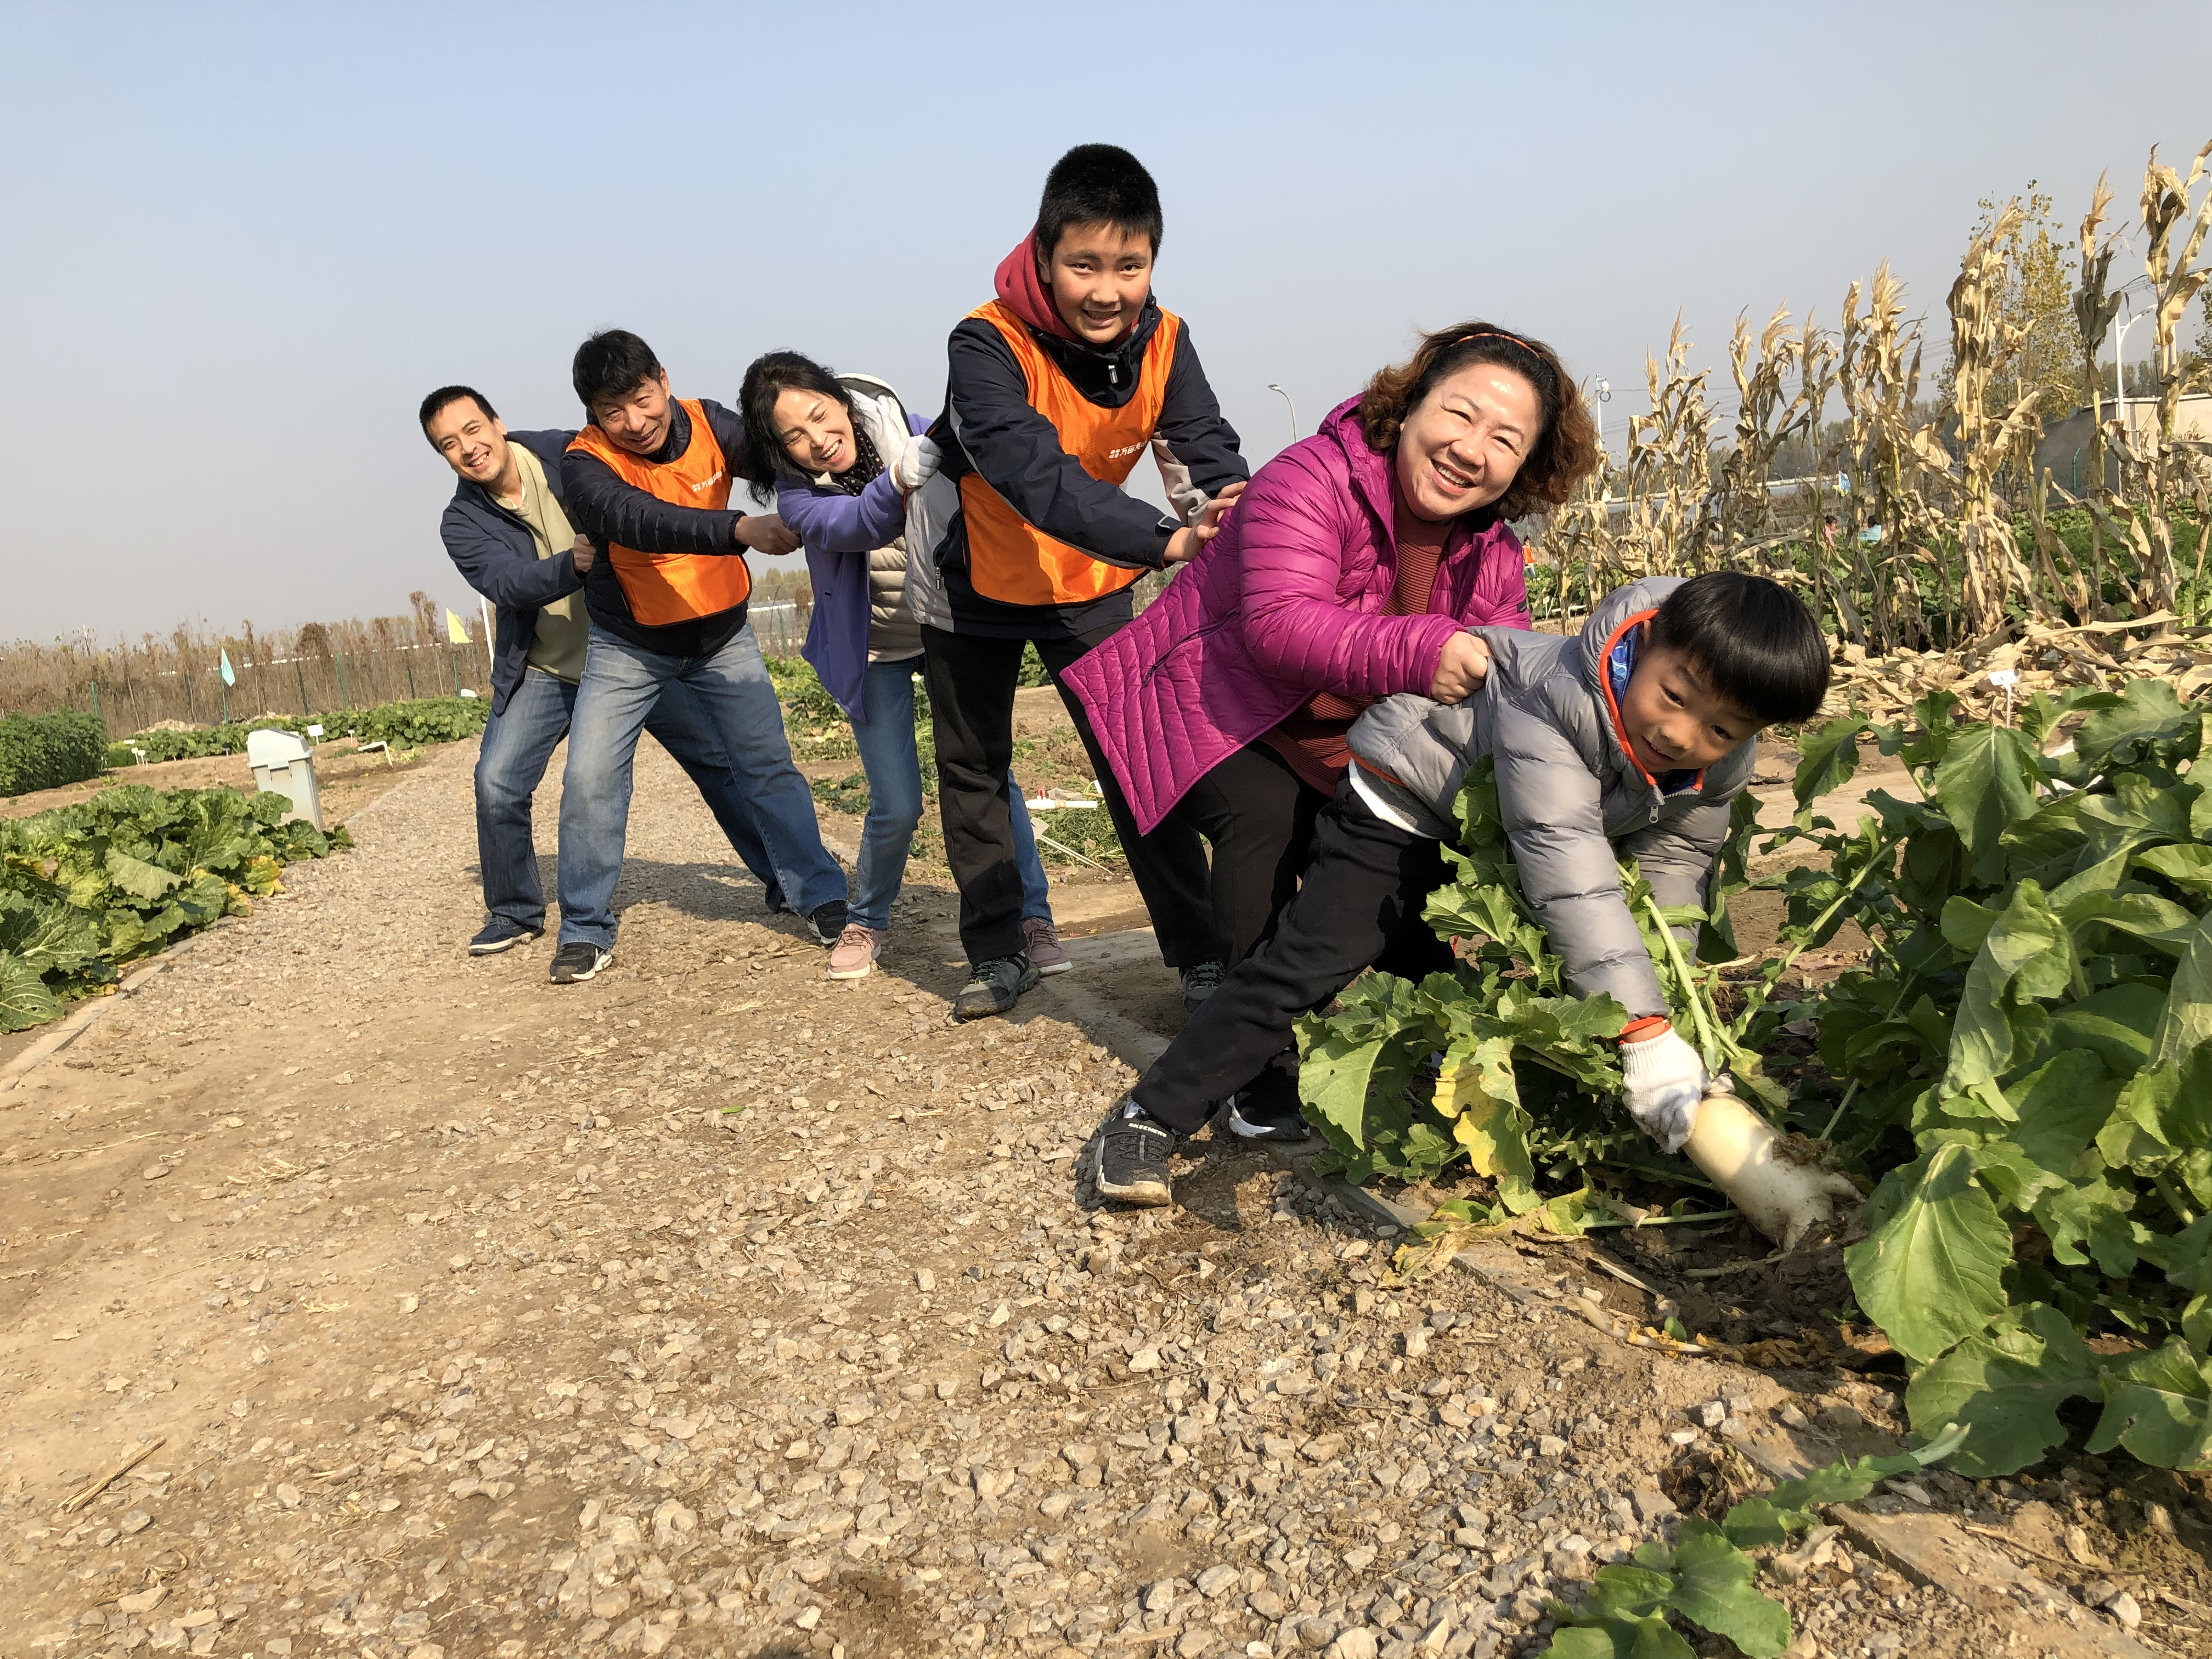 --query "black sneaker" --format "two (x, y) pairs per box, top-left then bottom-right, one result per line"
(1093, 1099), (1175, 1207)
(1180, 961), (1225, 1018)
(468, 919), (540, 956)
(549, 941), (612, 984)
(953, 954), (1040, 1021)
(805, 899), (849, 945)
(1224, 1092), (1311, 1143)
